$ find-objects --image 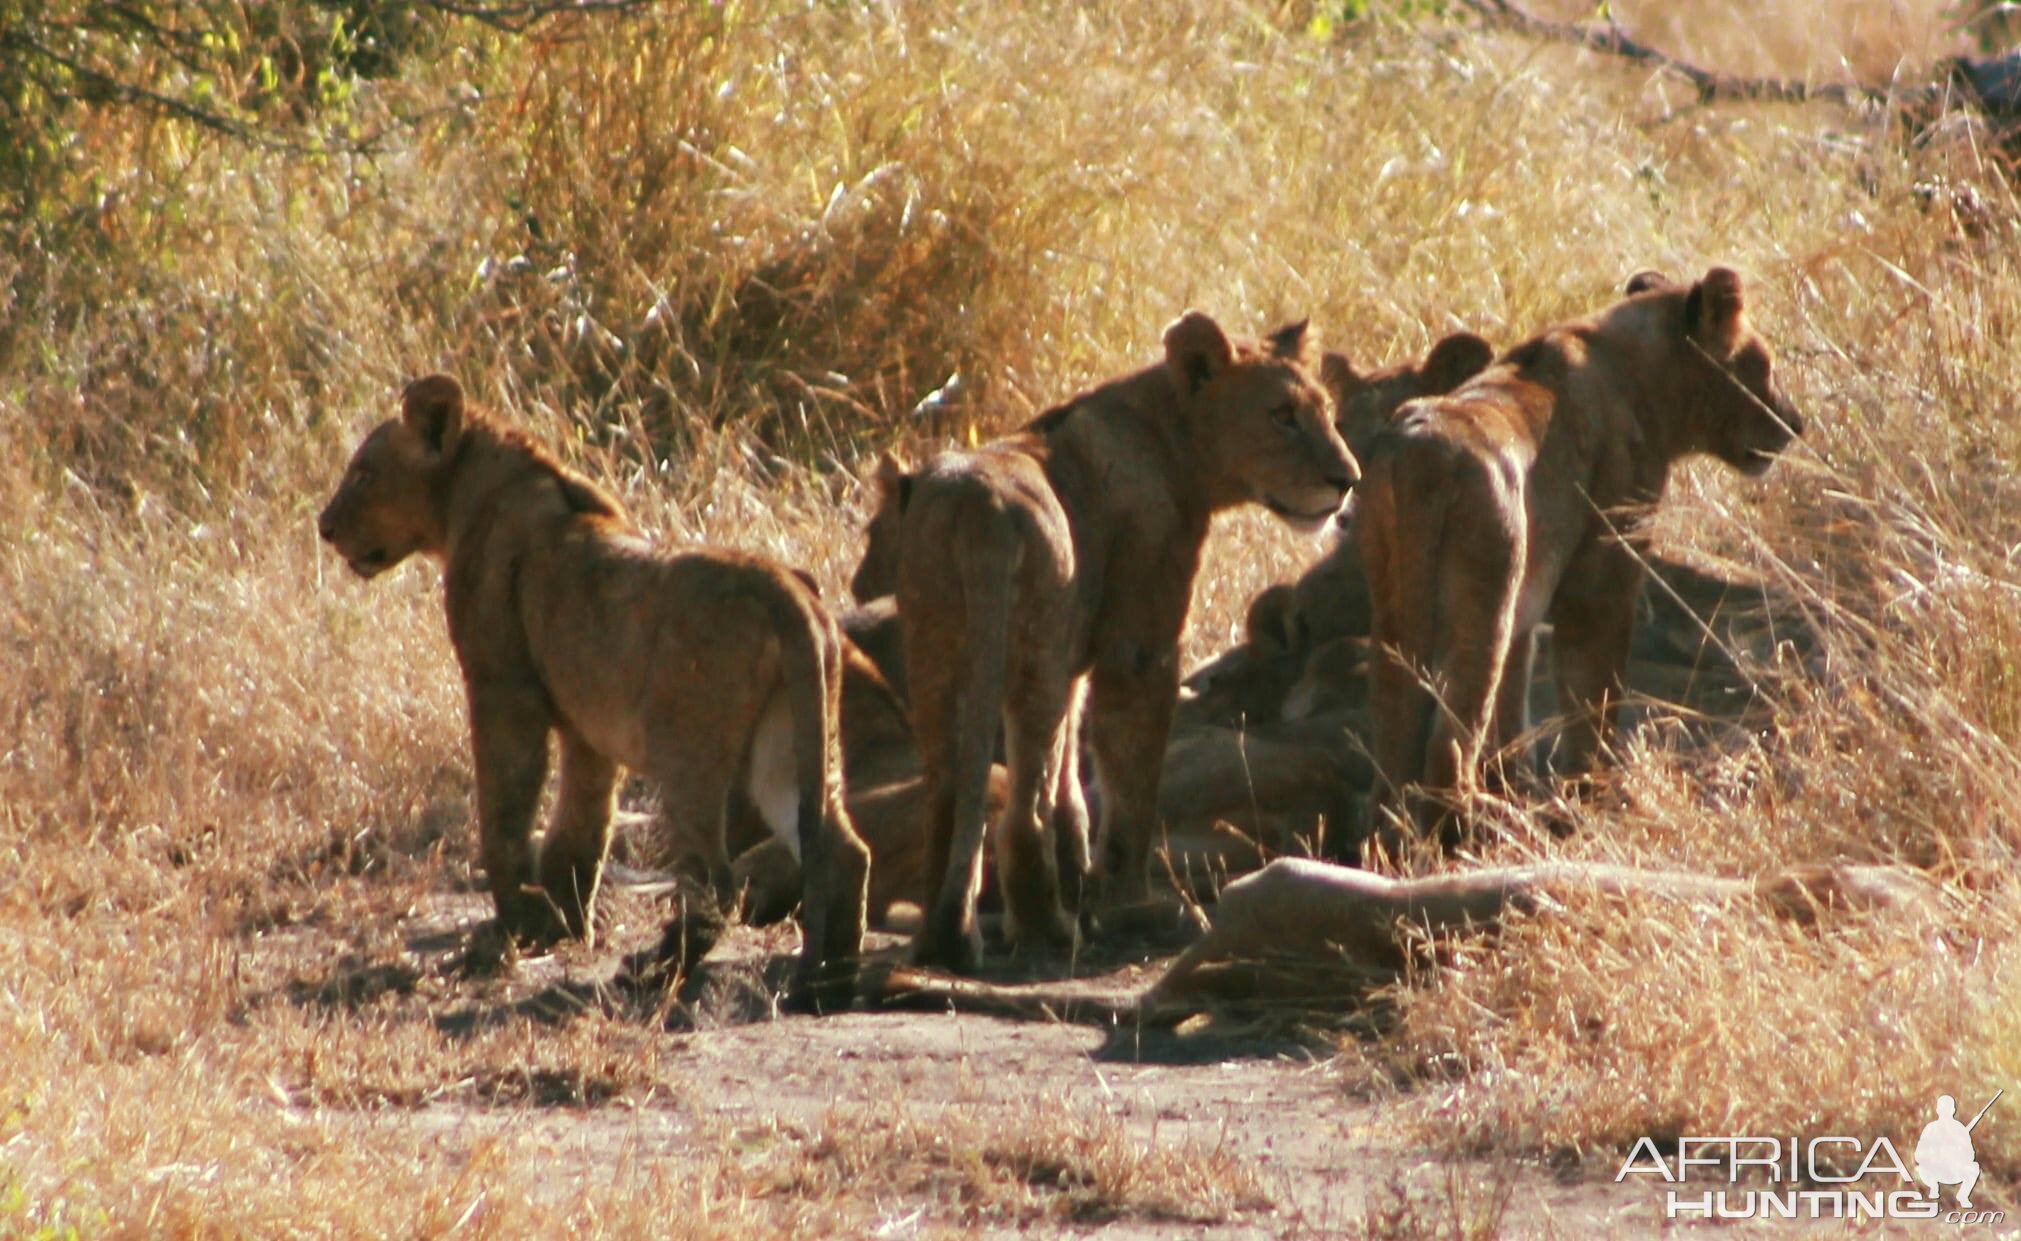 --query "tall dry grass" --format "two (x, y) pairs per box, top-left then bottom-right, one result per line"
(2, 0), (2018, 1229)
